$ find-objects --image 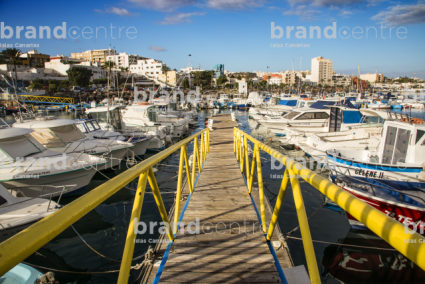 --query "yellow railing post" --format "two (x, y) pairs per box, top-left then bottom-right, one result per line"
(192, 138), (198, 189)
(240, 134), (245, 173)
(174, 146), (185, 234)
(195, 136), (202, 173)
(117, 171), (149, 284)
(147, 167), (174, 242)
(266, 167), (289, 241)
(233, 128), (236, 153)
(203, 132), (207, 161)
(255, 146), (267, 233)
(236, 131), (240, 161)
(207, 128), (210, 153)
(200, 132), (204, 163)
(288, 168), (321, 284)
(183, 144), (194, 193)
(244, 136), (249, 179)
(248, 144), (257, 194)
